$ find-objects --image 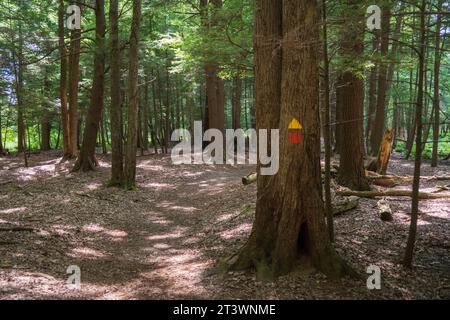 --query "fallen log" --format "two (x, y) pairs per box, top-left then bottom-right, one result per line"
(336, 189), (450, 199)
(367, 173), (450, 182)
(377, 199), (393, 221)
(365, 171), (450, 188)
(242, 165), (338, 185)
